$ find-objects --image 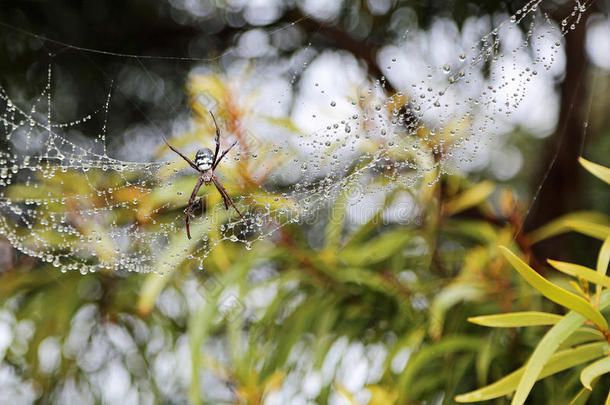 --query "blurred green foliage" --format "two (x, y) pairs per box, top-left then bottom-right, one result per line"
(1, 76), (609, 405)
